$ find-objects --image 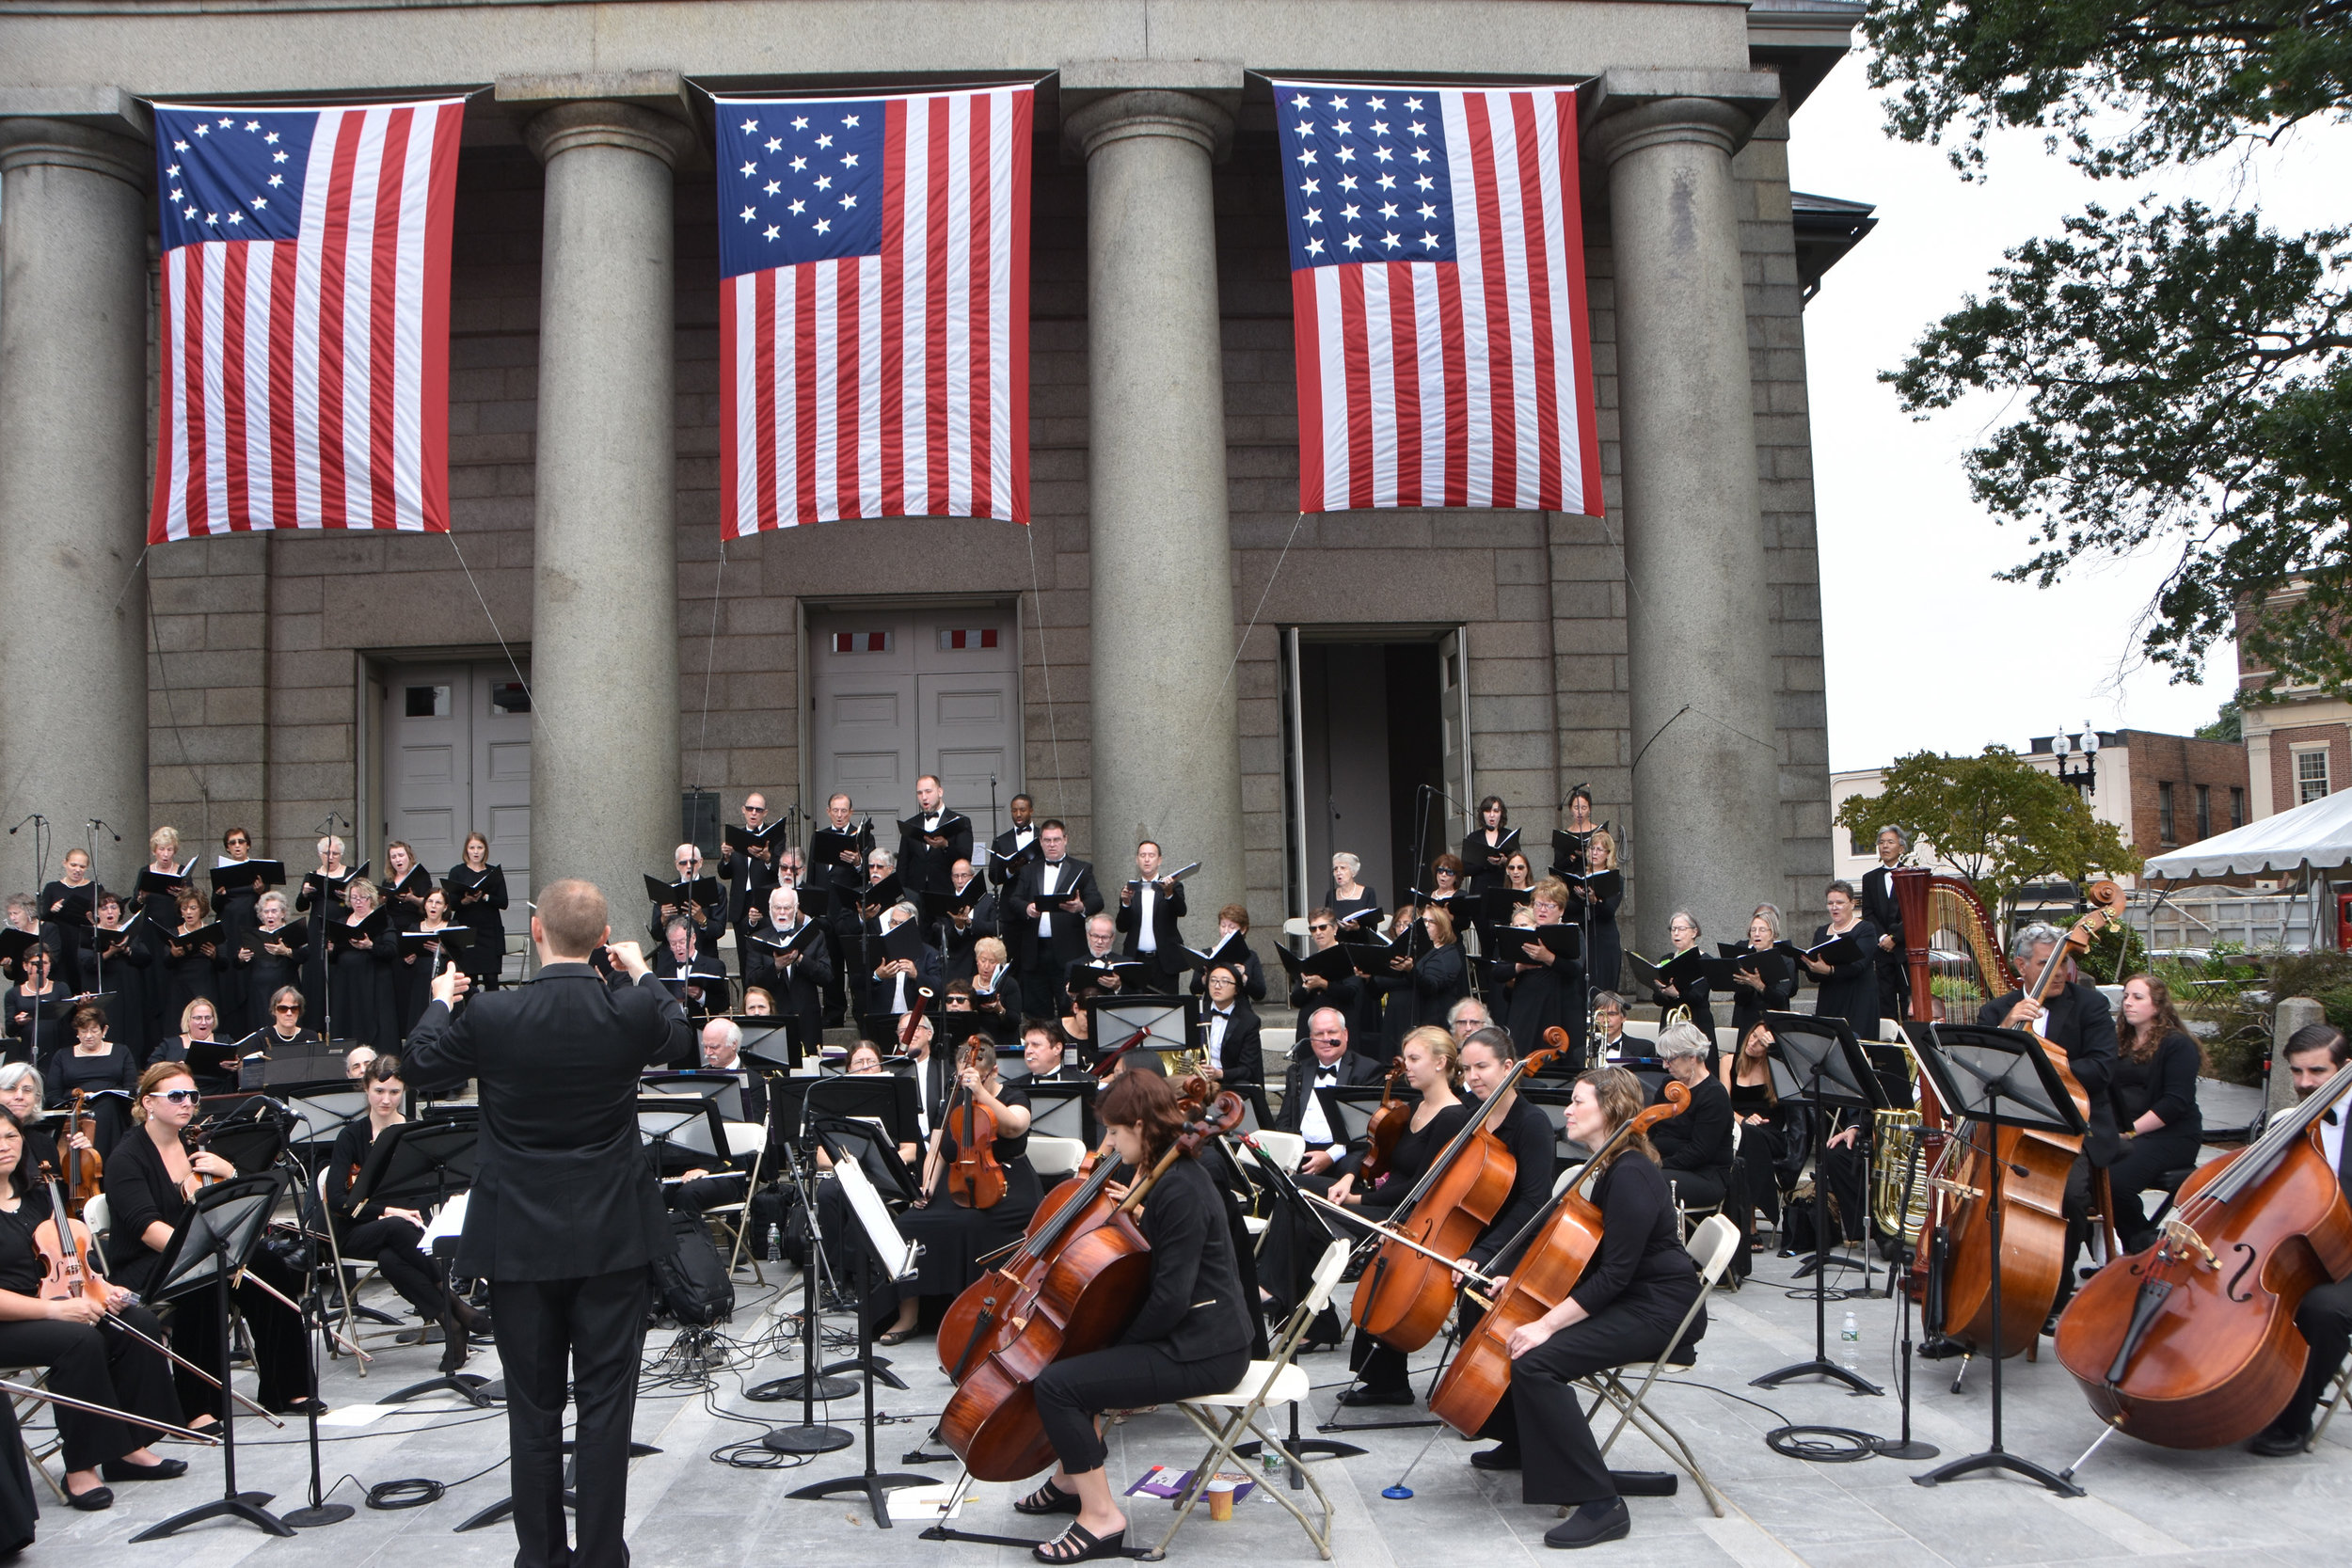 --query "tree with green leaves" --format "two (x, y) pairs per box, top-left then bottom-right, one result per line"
(1863, 2), (2352, 698)
(1836, 745), (2145, 927)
